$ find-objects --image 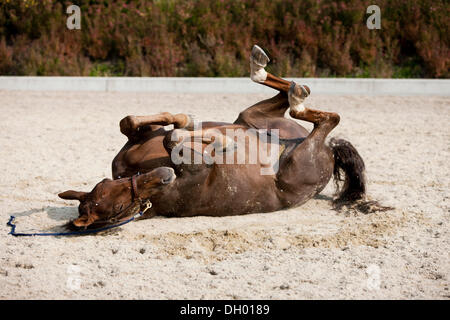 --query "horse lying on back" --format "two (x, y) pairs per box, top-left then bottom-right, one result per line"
(59, 45), (366, 230)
